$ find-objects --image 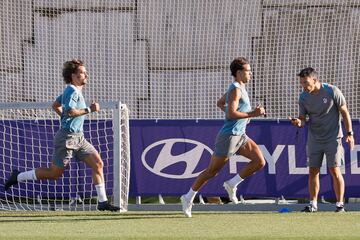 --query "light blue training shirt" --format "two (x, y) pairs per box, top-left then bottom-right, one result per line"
(219, 82), (252, 136)
(56, 85), (87, 133)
